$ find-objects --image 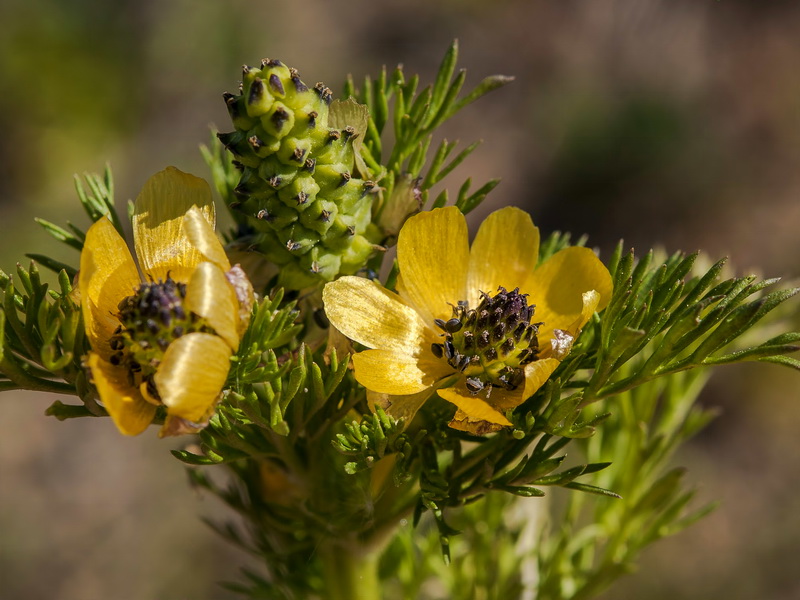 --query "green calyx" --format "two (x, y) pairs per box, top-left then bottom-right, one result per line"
(219, 59), (380, 290)
(431, 287), (543, 394)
